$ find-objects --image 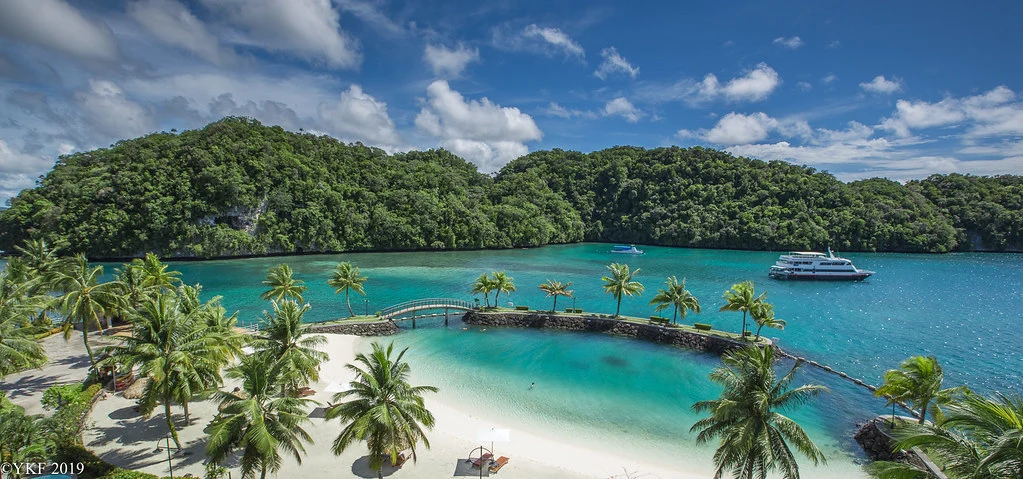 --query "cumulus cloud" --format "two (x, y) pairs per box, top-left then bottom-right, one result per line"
(637, 63), (781, 104)
(493, 24), (584, 59)
(0, 140), (54, 200)
(0, 0), (119, 62)
(880, 98), (964, 137)
(424, 43), (479, 77)
(128, 0), (237, 65)
(772, 36), (803, 49)
(318, 85), (400, 145)
(76, 80), (156, 139)
(696, 63), (781, 102)
(415, 80), (542, 172)
(199, 0), (359, 68)
(679, 112), (813, 145)
(594, 47), (639, 80)
(602, 97), (643, 123)
(860, 75), (902, 94)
